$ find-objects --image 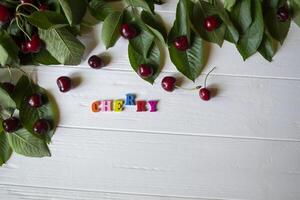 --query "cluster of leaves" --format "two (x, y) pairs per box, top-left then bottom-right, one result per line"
(0, 0), (87, 66)
(0, 75), (58, 166)
(94, 0), (300, 82)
